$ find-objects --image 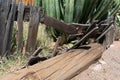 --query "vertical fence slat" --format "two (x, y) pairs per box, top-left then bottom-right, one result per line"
(0, 0), (11, 55)
(25, 7), (40, 53)
(17, 2), (25, 52)
(2, 0), (16, 55)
